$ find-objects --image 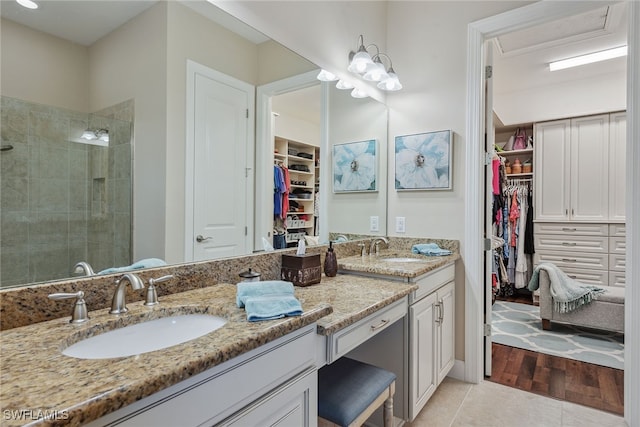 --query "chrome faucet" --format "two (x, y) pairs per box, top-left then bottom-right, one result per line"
(72, 261), (95, 276)
(109, 273), (144, 314)
(369, 237), (389, 256)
